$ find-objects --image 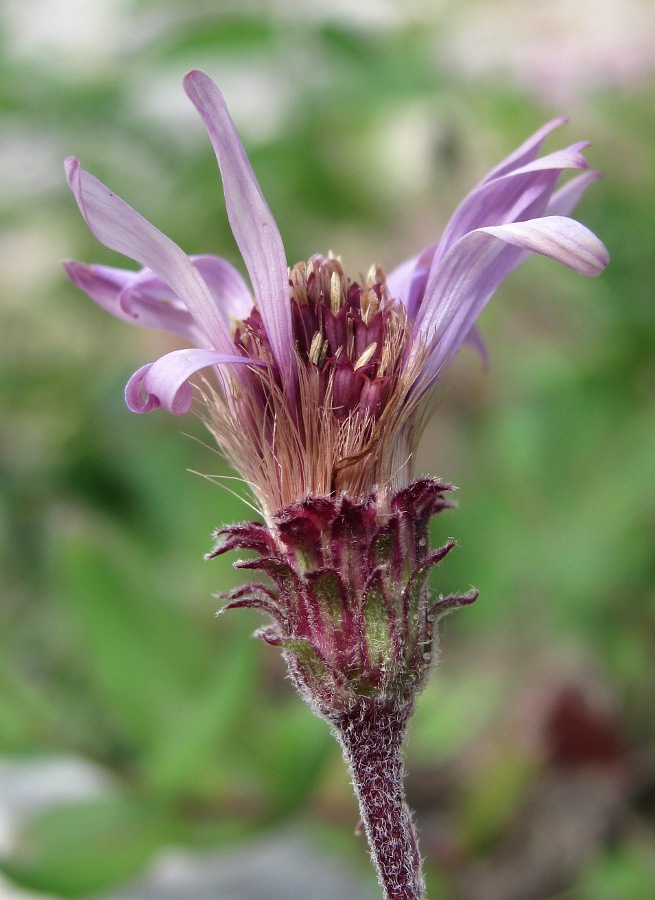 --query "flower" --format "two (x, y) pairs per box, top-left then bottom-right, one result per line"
(64, 70), (608, 526)
(64, 71), (608, 899)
